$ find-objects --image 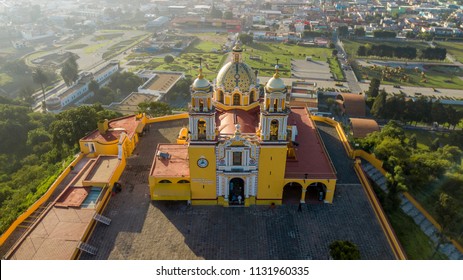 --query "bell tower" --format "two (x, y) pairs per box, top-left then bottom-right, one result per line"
(259, 60), (289, 141)
(189, 59), (216, 141)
